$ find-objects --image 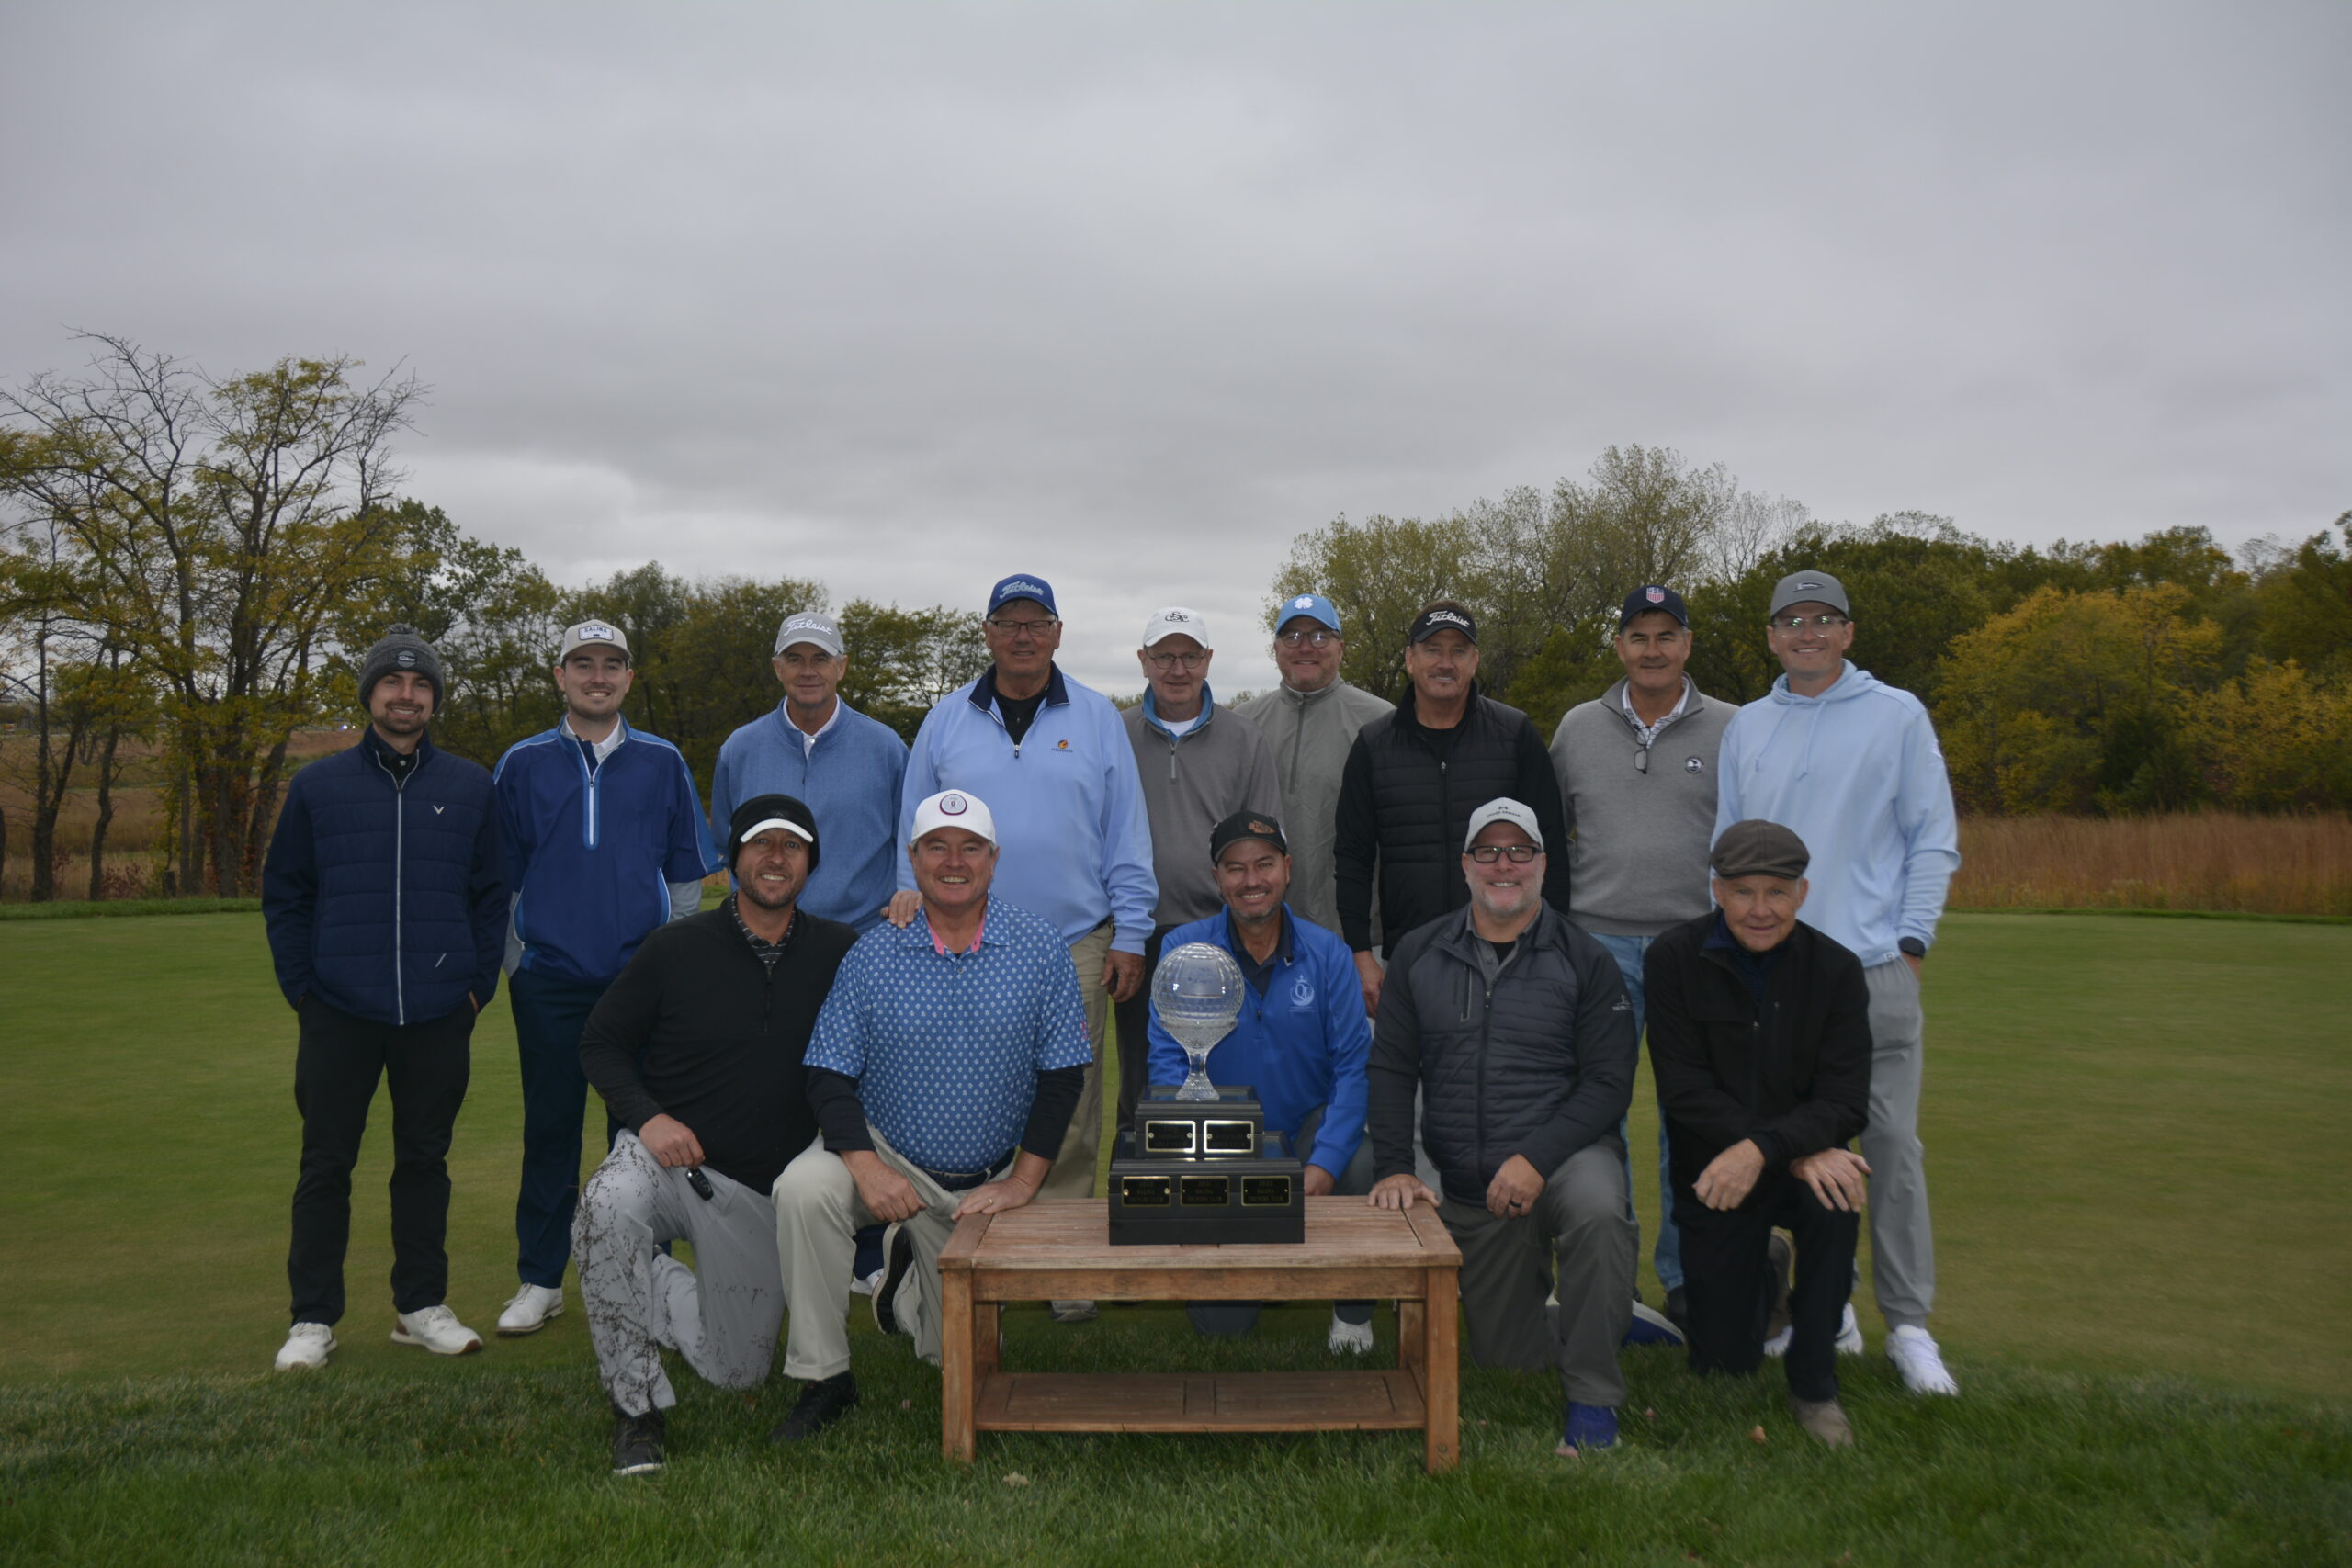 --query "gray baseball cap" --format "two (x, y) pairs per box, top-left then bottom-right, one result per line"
(1463, 797), (1544, 852)
(1769, 570), (1850, 617)
(774, 610), (844, 658)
